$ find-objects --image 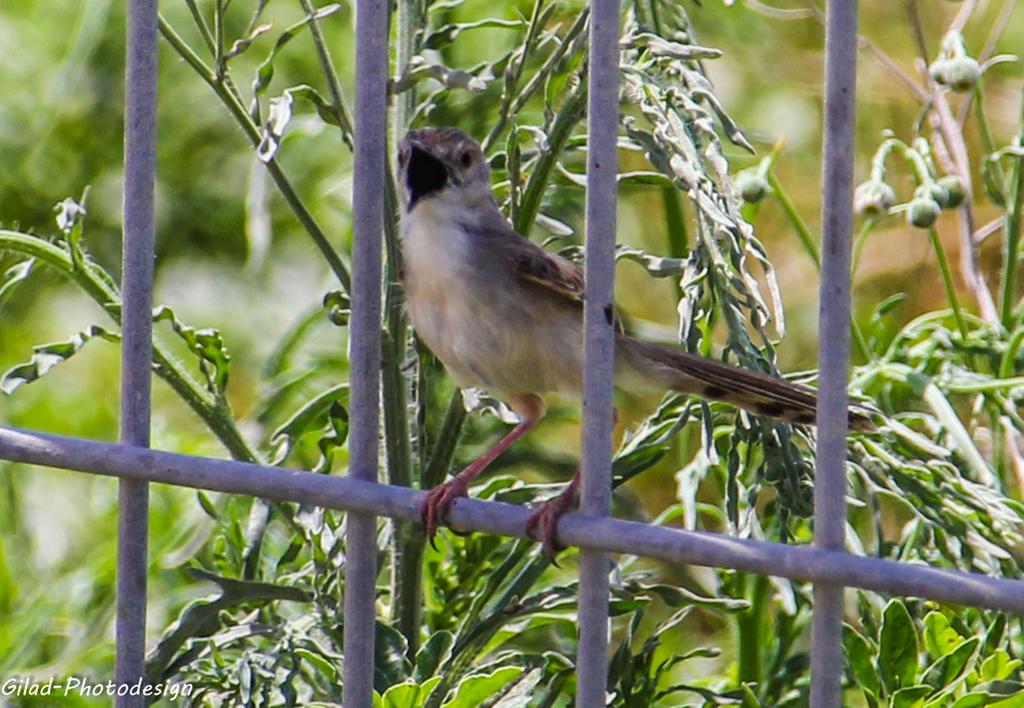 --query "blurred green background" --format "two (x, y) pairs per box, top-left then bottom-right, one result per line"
(1, 0), (1022, 699)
